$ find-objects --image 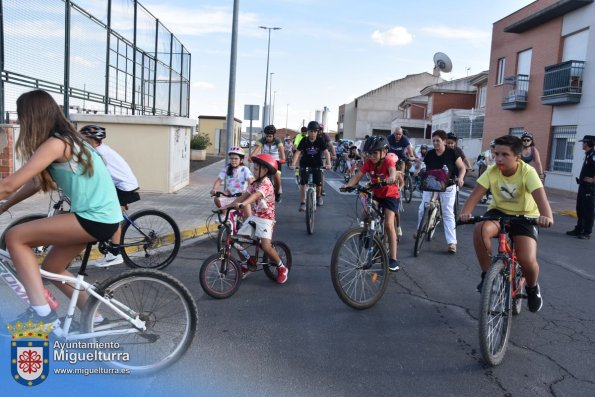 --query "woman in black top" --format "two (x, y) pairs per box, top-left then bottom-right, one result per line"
(416, 130), (466, 253)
